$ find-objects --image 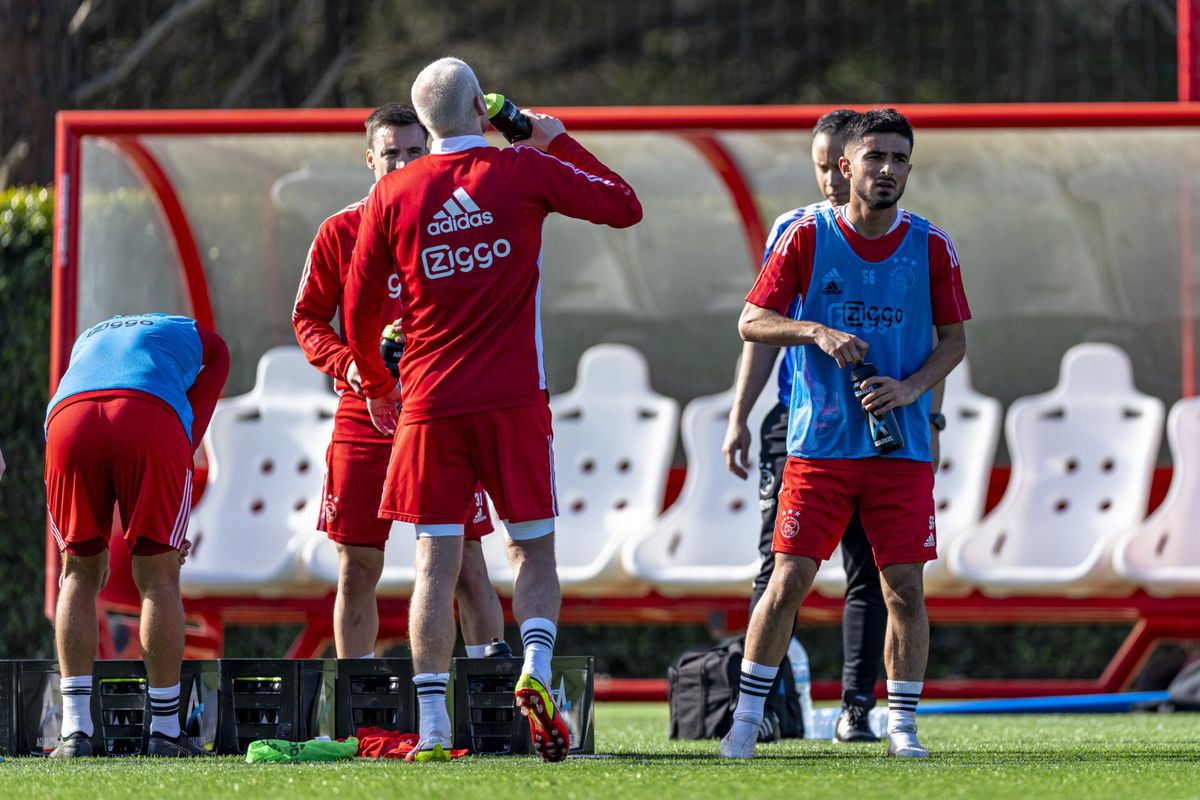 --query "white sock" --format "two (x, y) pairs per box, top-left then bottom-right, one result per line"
(356, 653), (375, 660)
(413, 672), (451, 745)
(732, 660), (778, 725)
(149, 683), (181, 738)
(520, 618), (556, 684)
(61, 675), (93, 738)
(887, 680), (923, 734)
(465, 644), (489, 659)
